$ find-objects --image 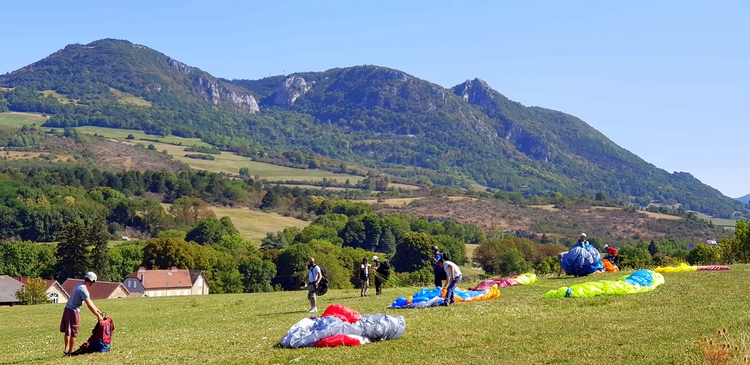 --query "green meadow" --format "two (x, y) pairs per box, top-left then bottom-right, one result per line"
(210, 207), (310, 244)
(2, 266), (748, 365)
